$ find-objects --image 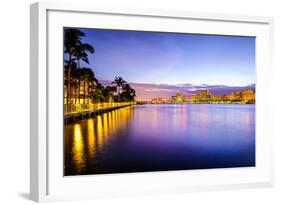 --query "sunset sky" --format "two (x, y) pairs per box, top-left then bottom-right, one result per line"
(69, 28), (256, 100)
